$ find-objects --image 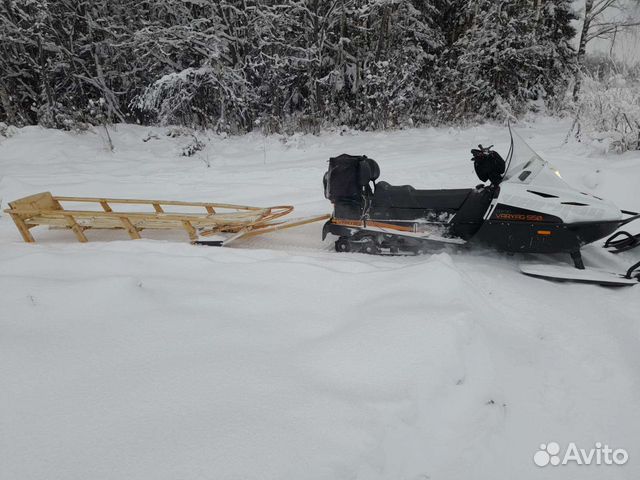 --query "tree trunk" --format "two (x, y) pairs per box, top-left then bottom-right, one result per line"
(573, 0), (594, 101)
(375, 6), (390, 62)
